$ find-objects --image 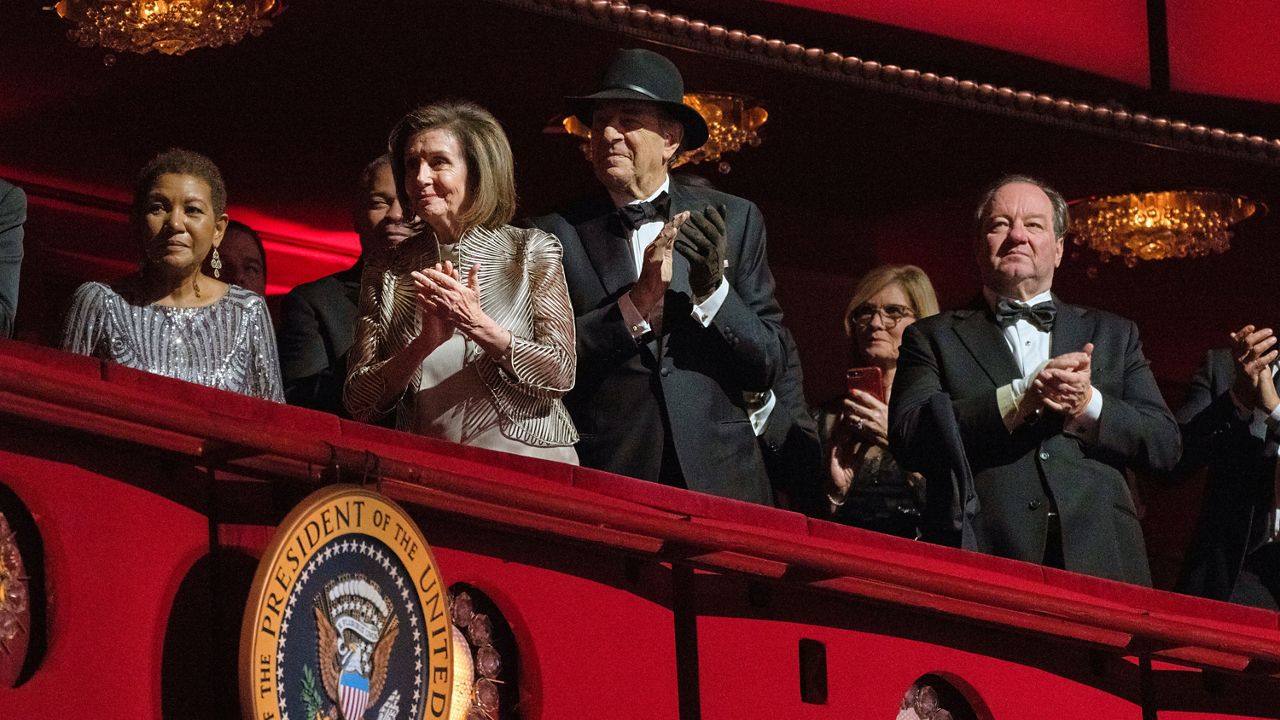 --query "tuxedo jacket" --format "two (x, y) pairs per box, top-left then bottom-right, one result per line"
(278, 262), (363, 416)
(0, 180), (25, 339)
(529, 181), (787, 504)
(758, 326), (822, 507)
(889, 296), (1180, 585)
(1174, 348), (1277, 601)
